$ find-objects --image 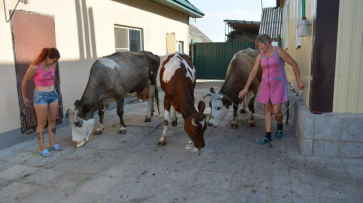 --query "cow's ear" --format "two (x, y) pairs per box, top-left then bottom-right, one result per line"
(74, 100), (80, 107)
(82, 103), (91, 113)
(197, 101), (206, 114)
(210, 87), (215, 94)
